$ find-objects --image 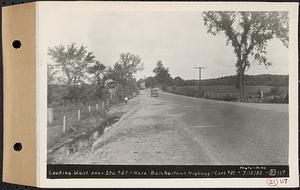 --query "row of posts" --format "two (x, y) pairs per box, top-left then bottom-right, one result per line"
(48, 100), (110, 133)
